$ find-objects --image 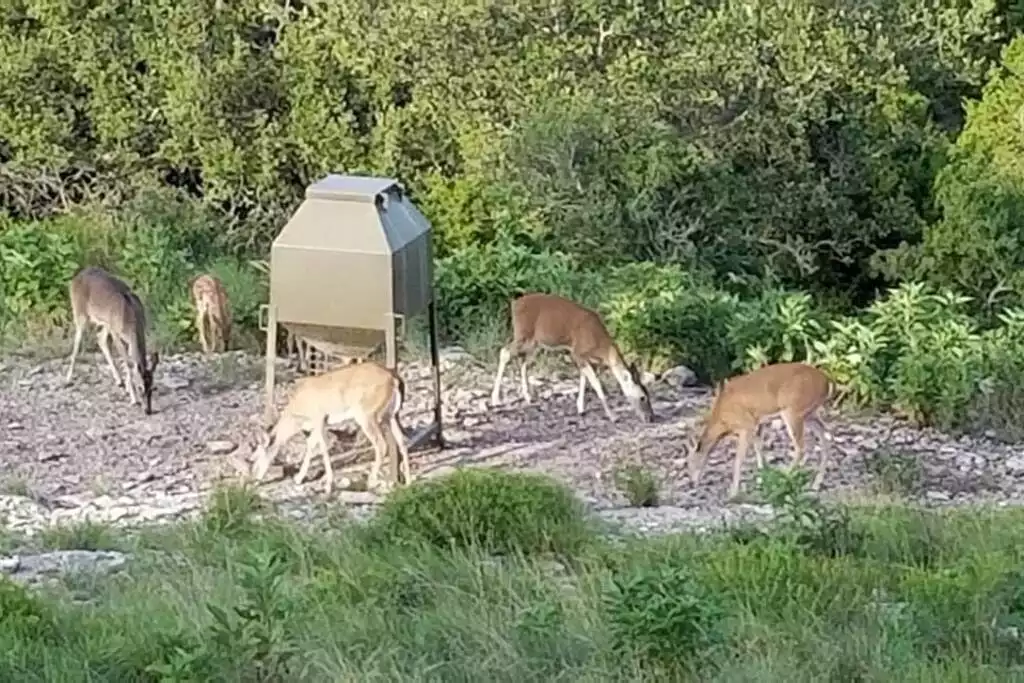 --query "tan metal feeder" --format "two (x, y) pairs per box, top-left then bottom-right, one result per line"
(259, 174), (444, 485)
